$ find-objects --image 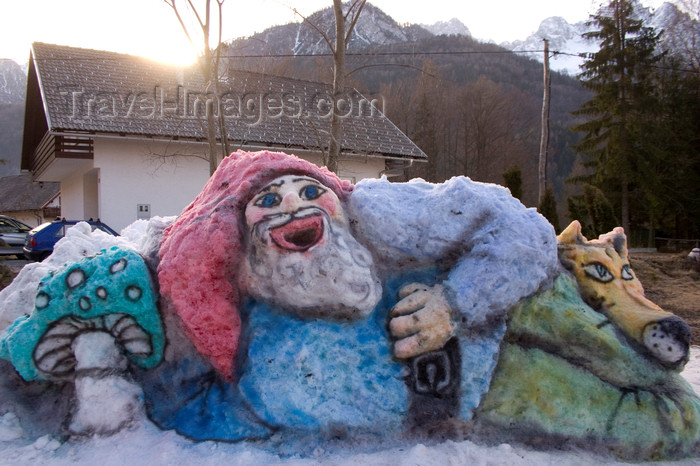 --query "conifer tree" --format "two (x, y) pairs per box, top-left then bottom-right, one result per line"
(572, 0), (662, 234)
(638, 60), (700, 239)
(502, 165), (523, 201)
(583, 184), (619, 237)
